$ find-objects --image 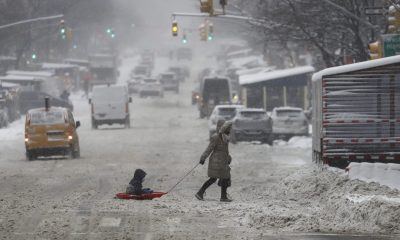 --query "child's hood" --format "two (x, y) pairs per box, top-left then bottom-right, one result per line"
(133, 169), (147, 181)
